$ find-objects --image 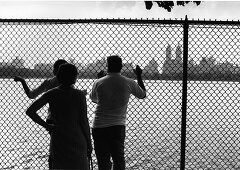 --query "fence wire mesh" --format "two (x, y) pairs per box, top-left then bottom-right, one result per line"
(185, 23), (240, 169)
(0, 19), (239, 170)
